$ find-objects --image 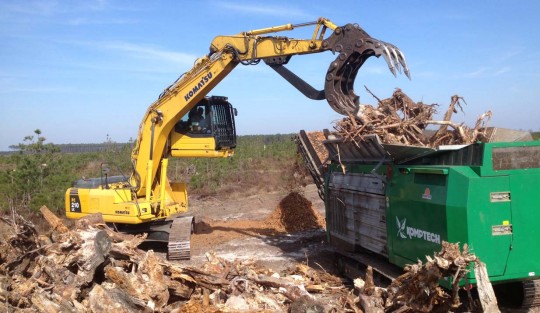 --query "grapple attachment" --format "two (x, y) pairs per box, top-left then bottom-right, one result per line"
(323, 23), (410, 116)
(264, 22), (410, 117)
